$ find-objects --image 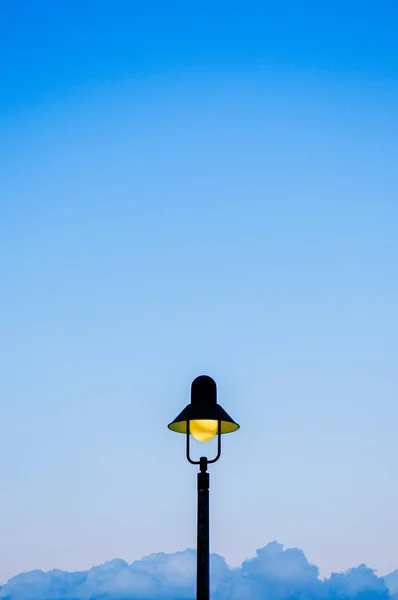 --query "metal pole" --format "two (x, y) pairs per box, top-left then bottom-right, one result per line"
(197, 456), (210, 600)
